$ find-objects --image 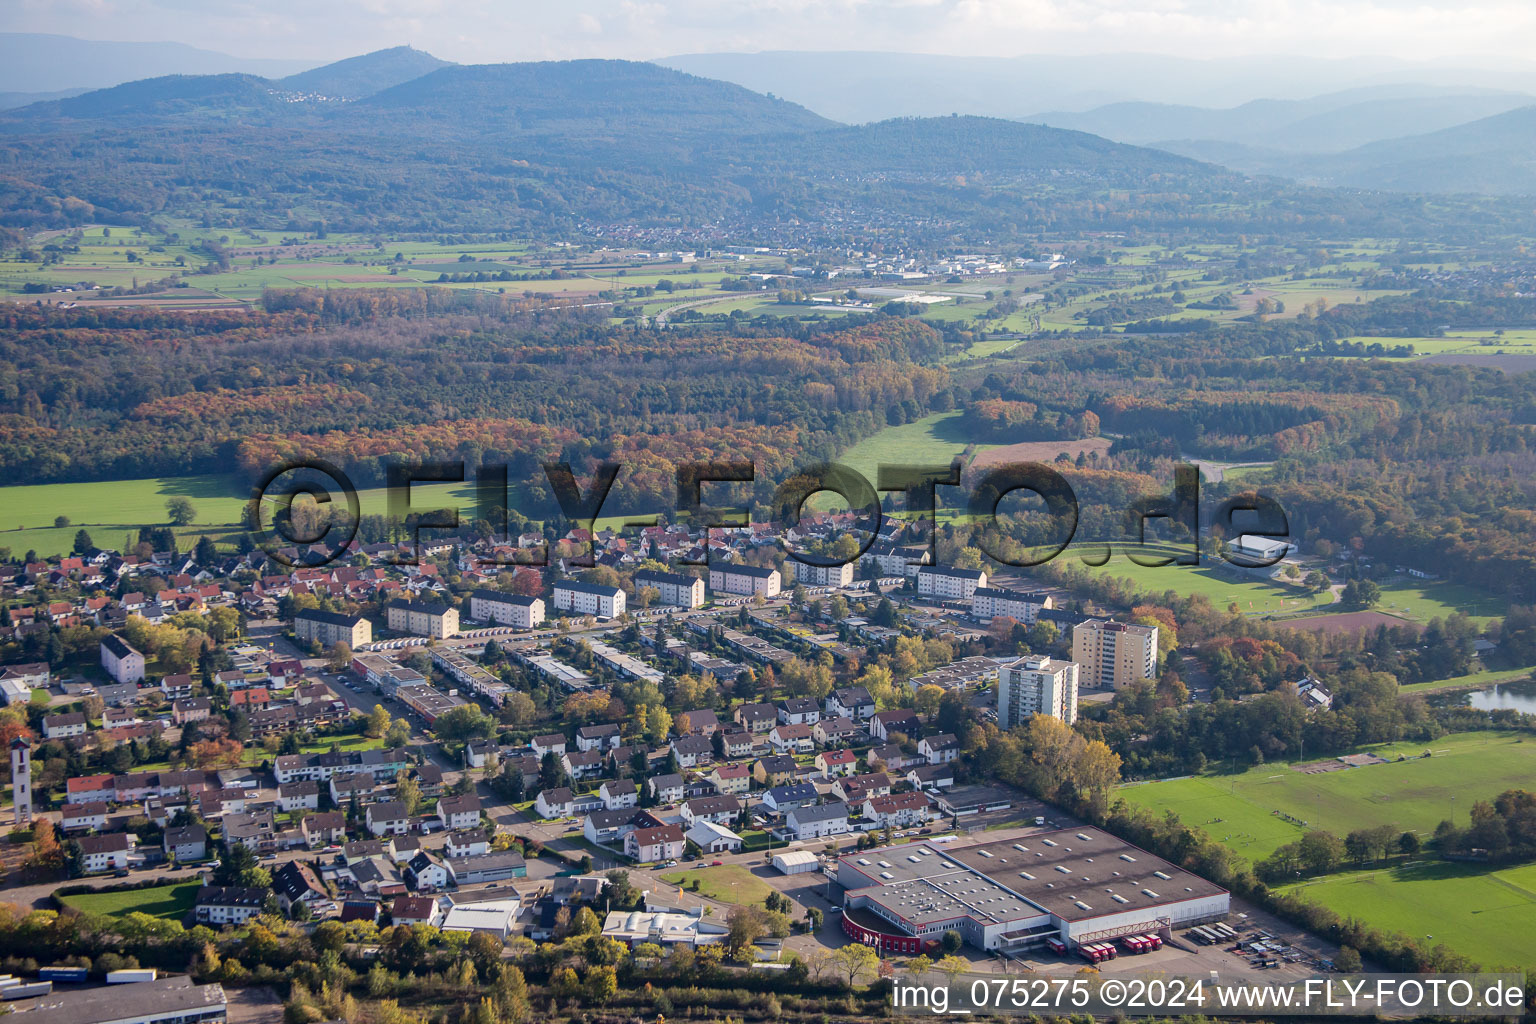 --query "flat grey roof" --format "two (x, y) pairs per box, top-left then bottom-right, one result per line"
(14, 976), (226, 1024)
(842, 828), (1226, 928)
